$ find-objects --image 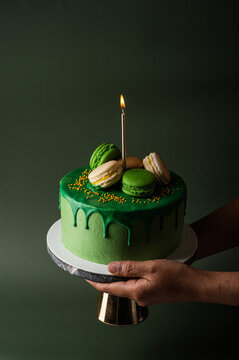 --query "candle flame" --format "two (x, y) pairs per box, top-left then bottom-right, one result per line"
(120, 94), (125, 109)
